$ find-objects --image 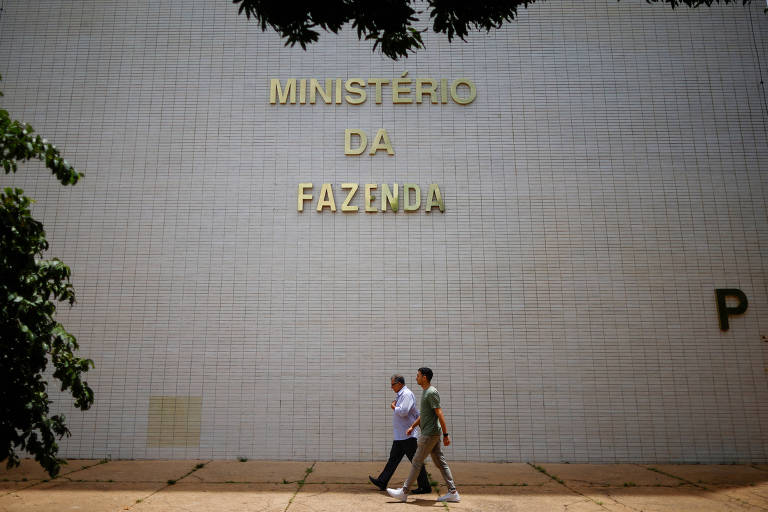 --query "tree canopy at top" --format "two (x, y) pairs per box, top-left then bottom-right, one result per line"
(233, 0), (757, 60)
